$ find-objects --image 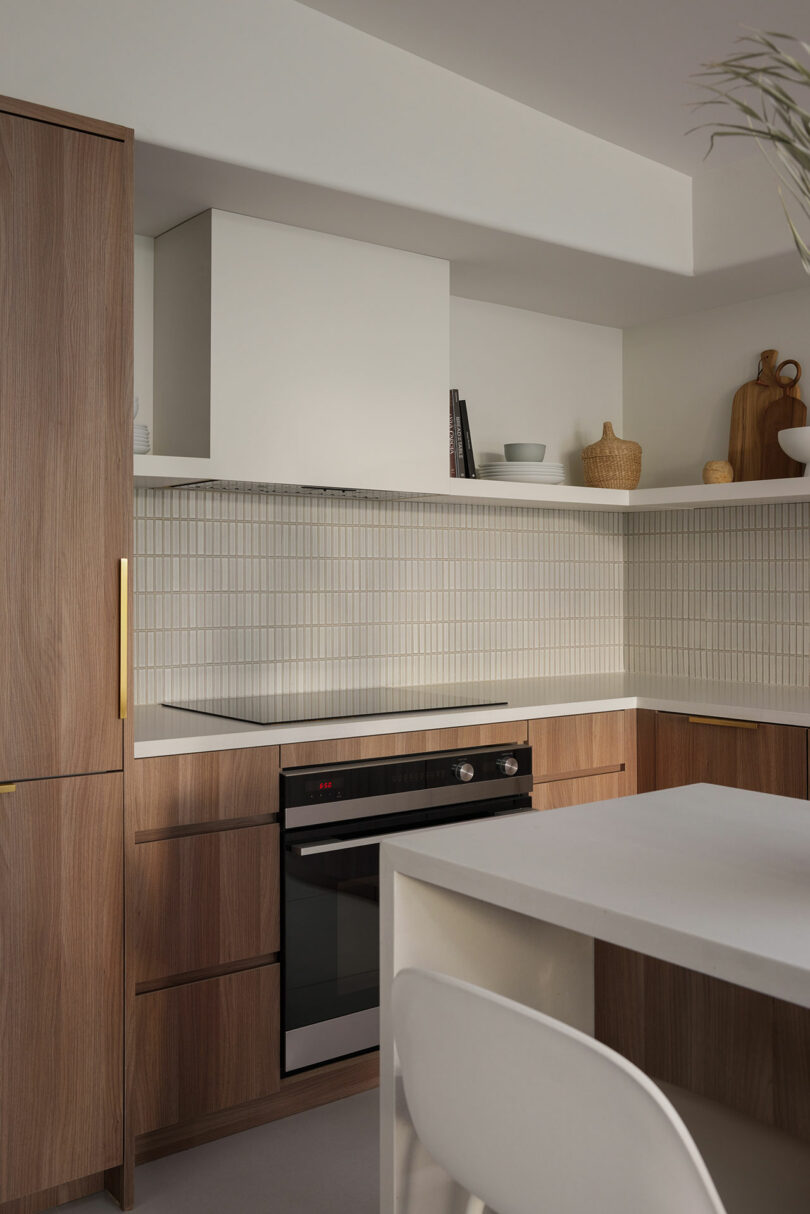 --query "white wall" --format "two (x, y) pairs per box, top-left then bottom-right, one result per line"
(623, 286), (810, 488)
(450, 297), (623, 484)
(2, 0), (691, 273)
